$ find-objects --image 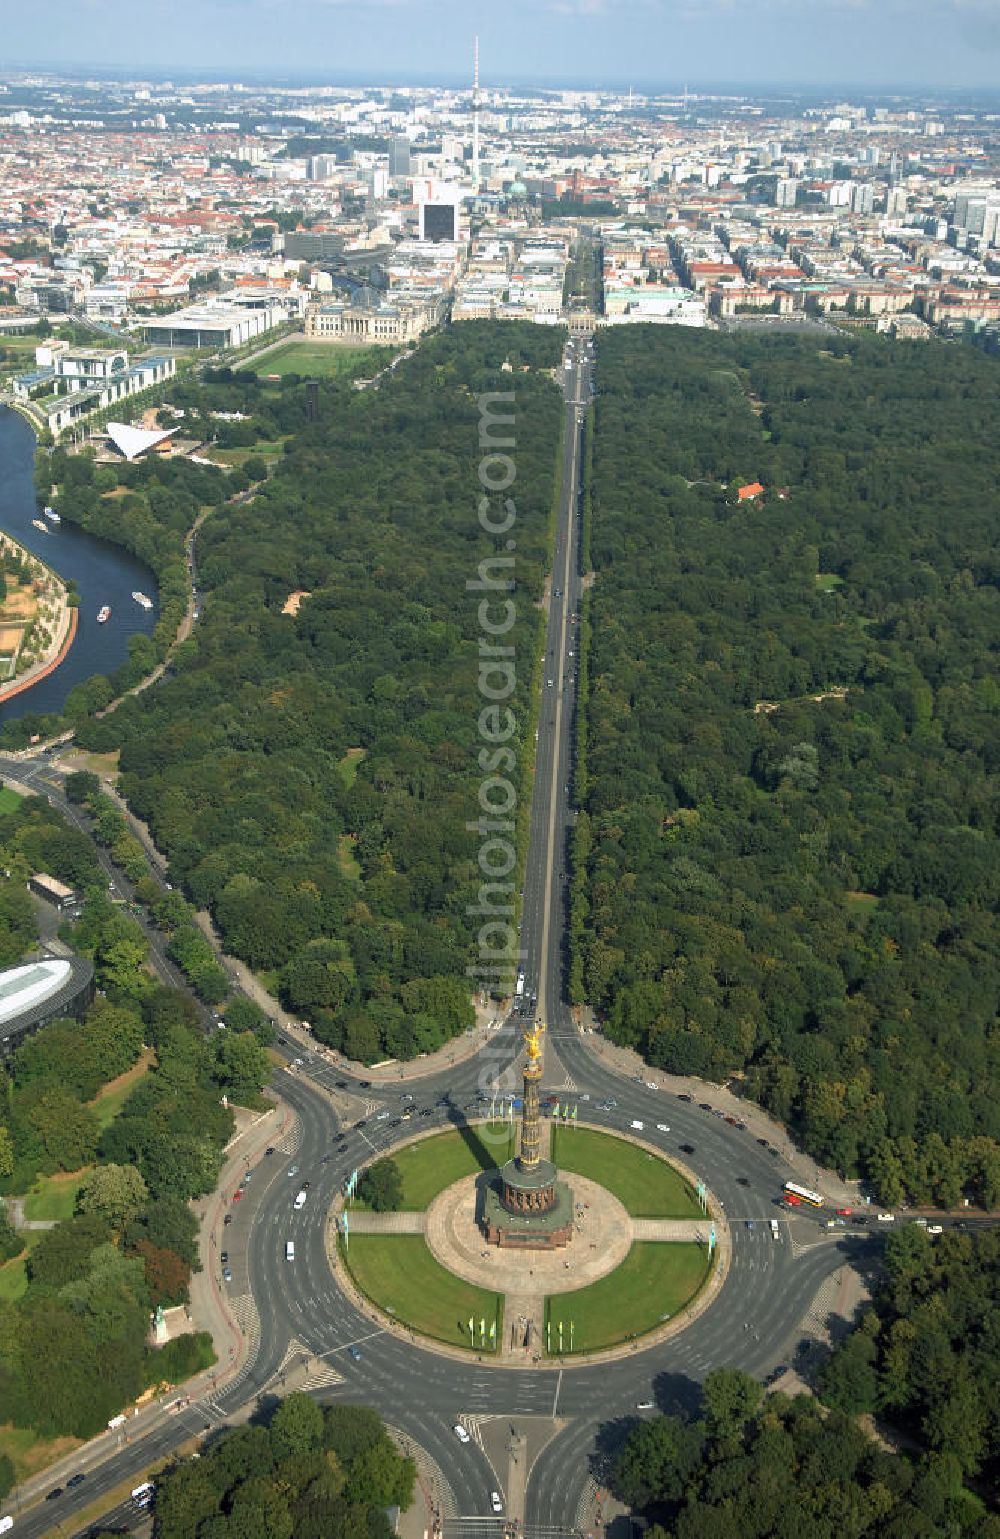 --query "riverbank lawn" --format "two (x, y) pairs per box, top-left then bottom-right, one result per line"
(544, 1242), (711, 1354)
(339, 1234), (502, 1351)
(551, 1126), (702, 1218)
(0, 785), (22, 814)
